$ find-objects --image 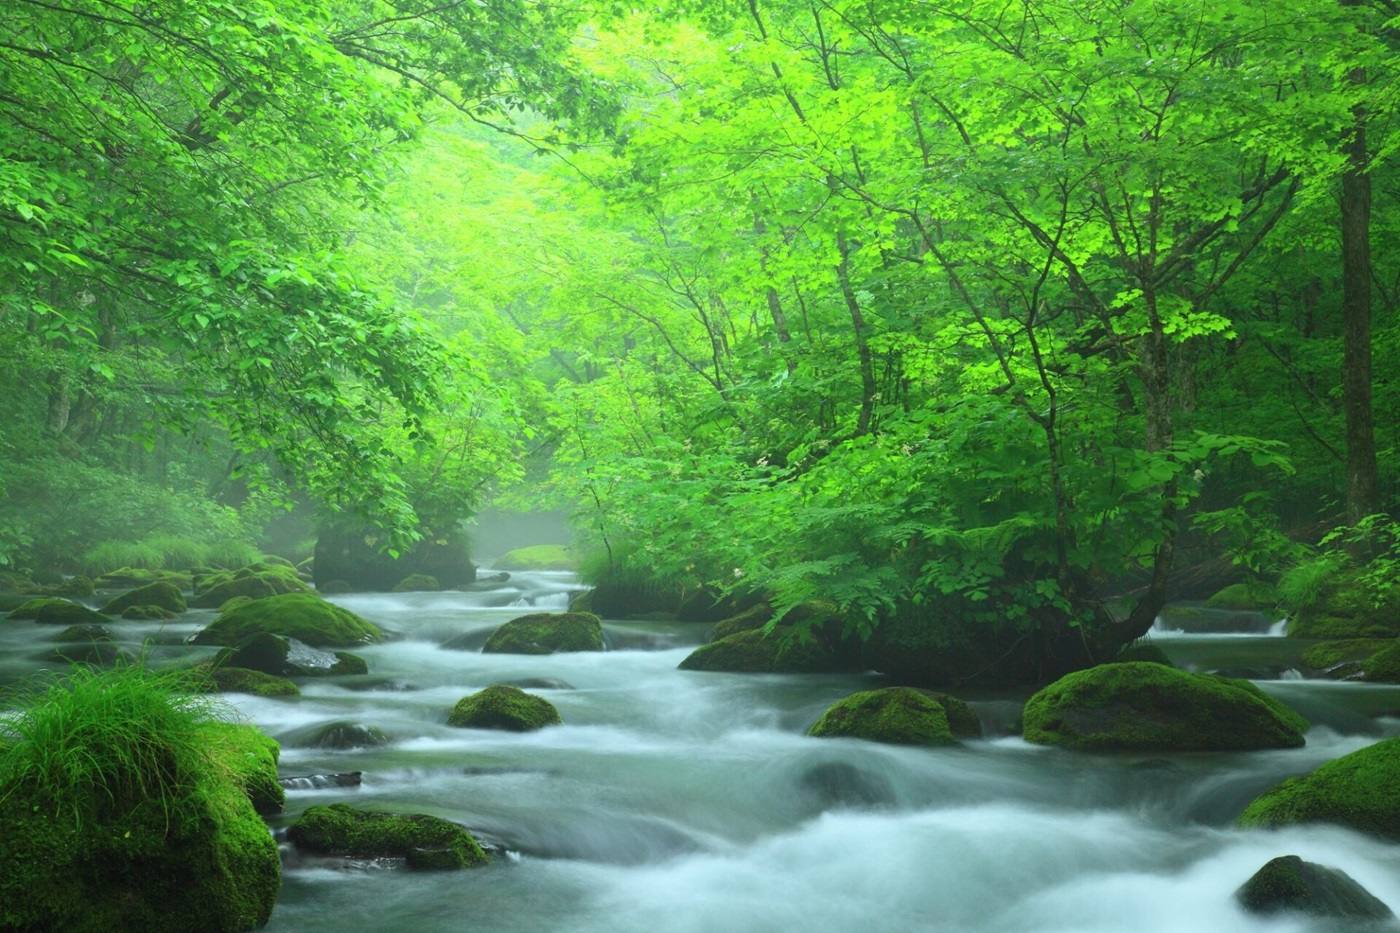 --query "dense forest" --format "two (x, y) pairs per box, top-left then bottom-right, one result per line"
(2, 1), (1399, 931)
